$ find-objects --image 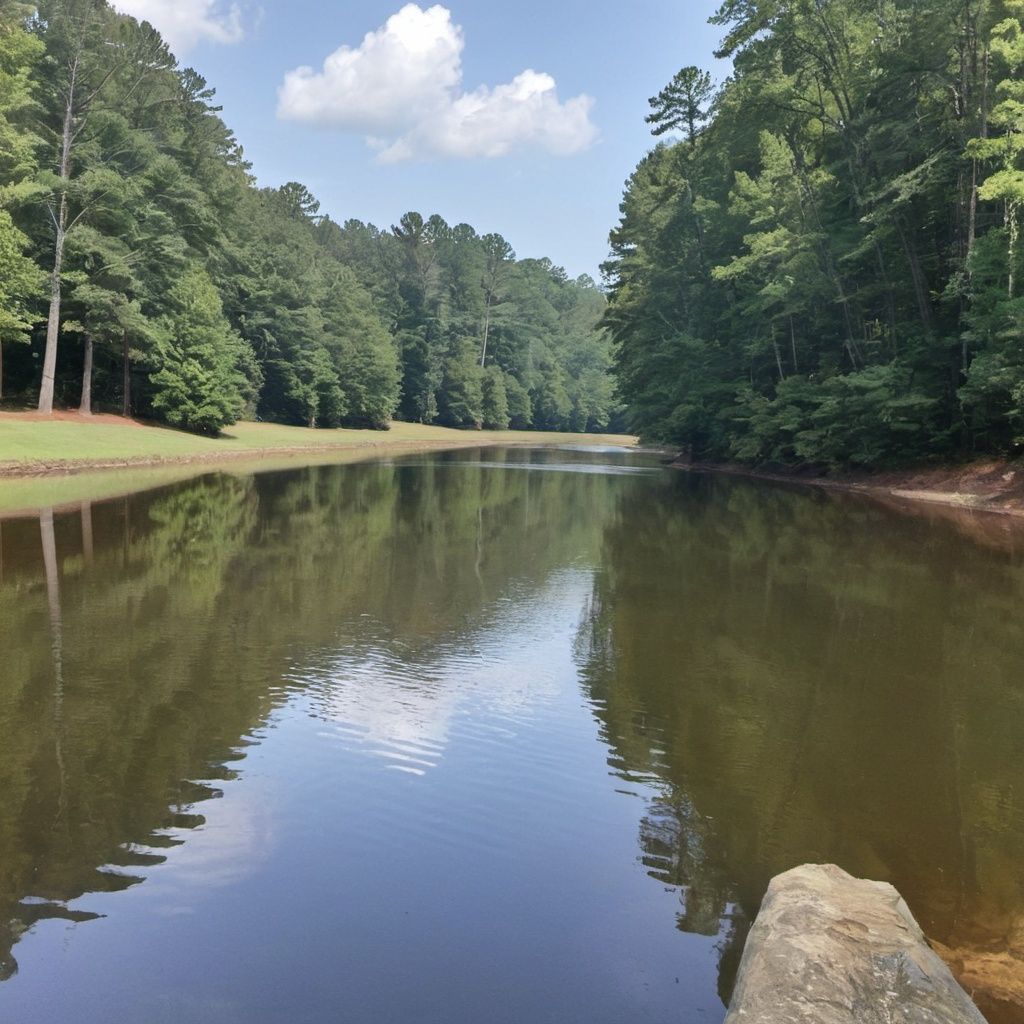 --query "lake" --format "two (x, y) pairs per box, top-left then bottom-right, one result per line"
(0, 445), (1021, 1023)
